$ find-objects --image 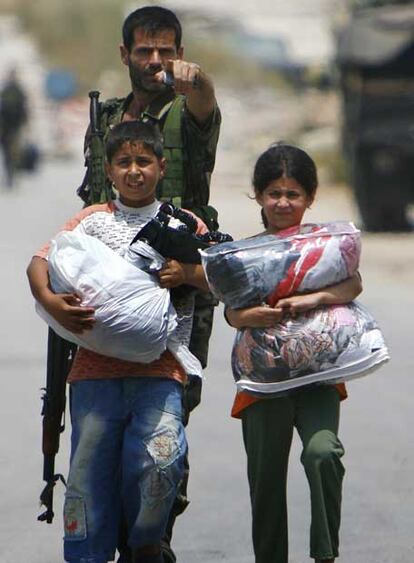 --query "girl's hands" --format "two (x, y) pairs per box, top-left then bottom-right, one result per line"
(226, 295), (321, 329)
(277, 273), (363, 316)
(277, 293), (323, 317)
(43, 292), (95, 334)
(226, 272), (363, 329)
(226, 305), (284, 329)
